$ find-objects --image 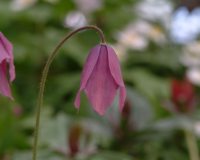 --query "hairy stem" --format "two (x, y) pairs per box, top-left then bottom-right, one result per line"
(32, 25), (105, 160)
(184, 129), (199, 160)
